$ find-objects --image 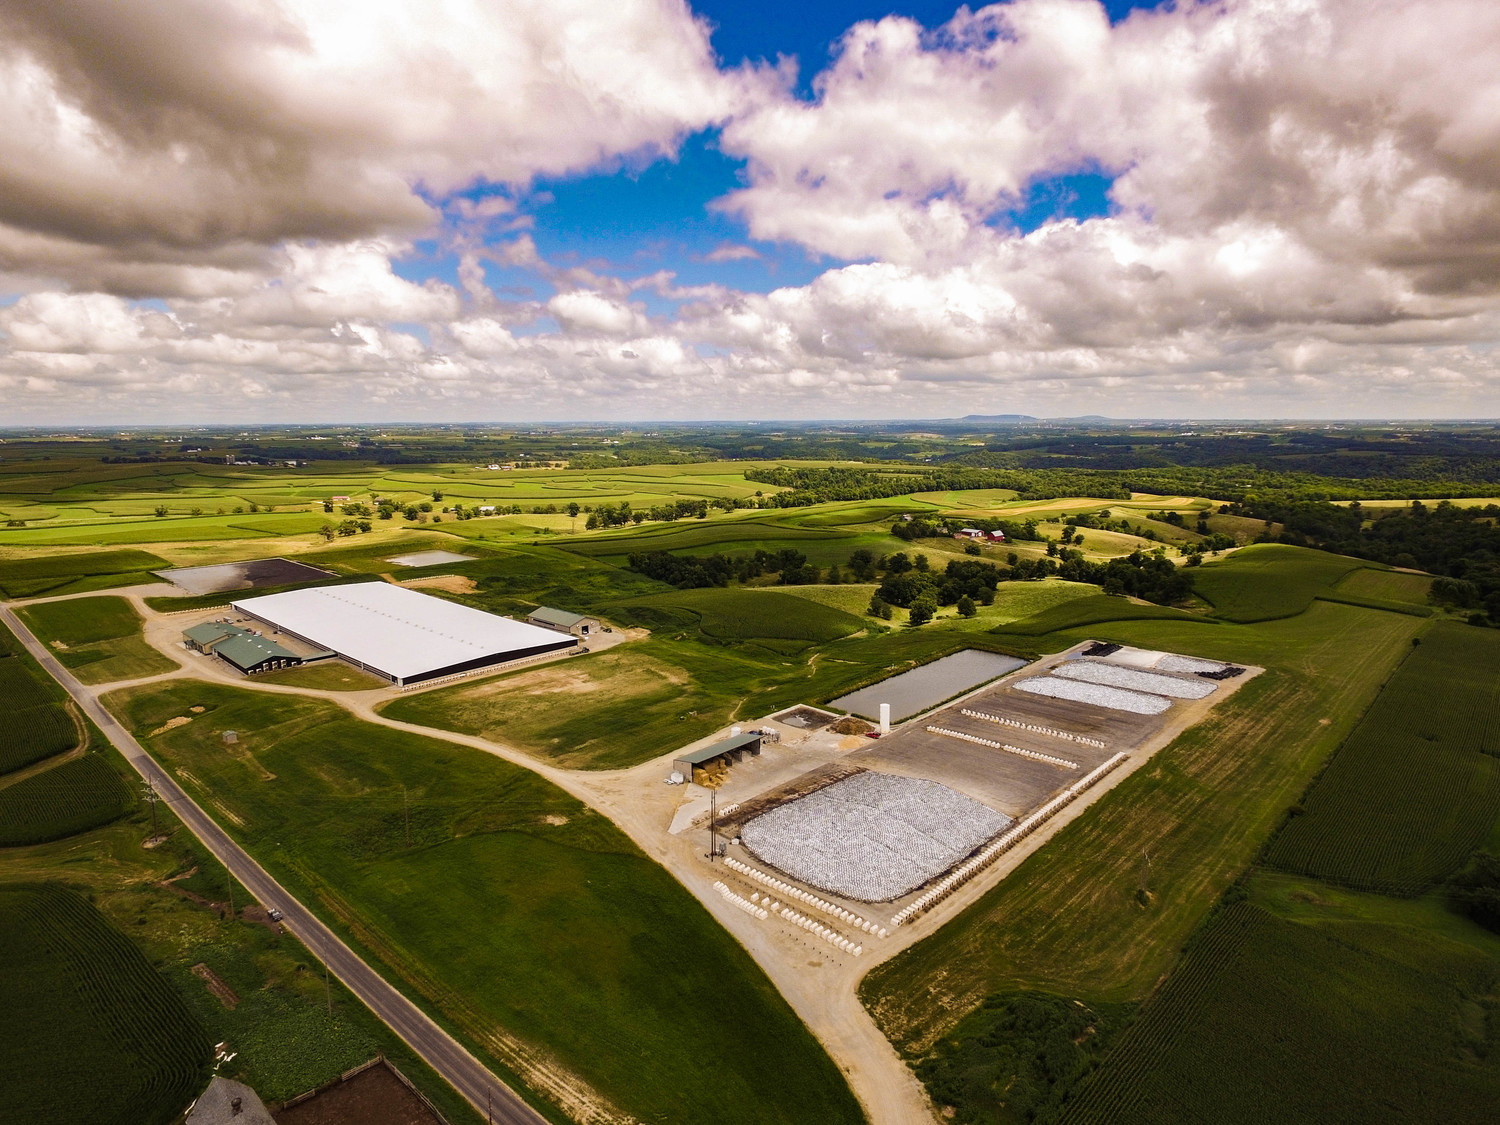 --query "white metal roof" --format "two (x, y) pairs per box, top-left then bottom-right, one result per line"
(232, 583), (571, 681)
